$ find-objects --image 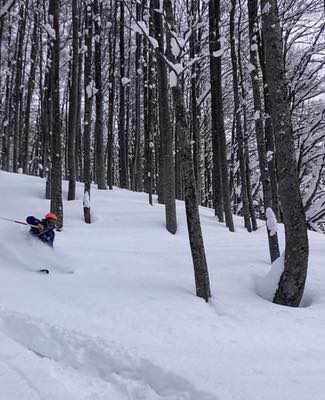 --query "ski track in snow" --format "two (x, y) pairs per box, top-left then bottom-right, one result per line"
(0, 308), (218, 400)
